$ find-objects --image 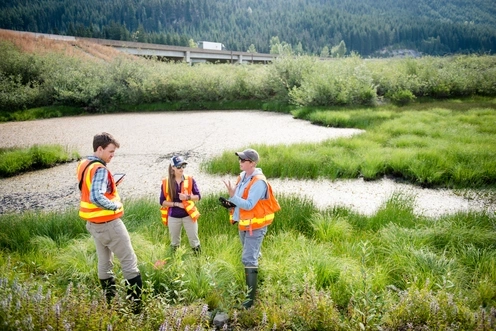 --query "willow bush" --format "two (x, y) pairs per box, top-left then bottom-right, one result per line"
(2, 36), (496, 114)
